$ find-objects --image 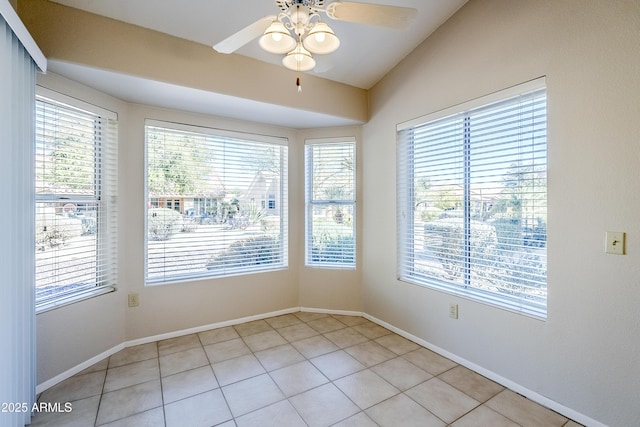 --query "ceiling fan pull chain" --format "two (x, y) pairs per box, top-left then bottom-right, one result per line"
(296, 76), (302, 93)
